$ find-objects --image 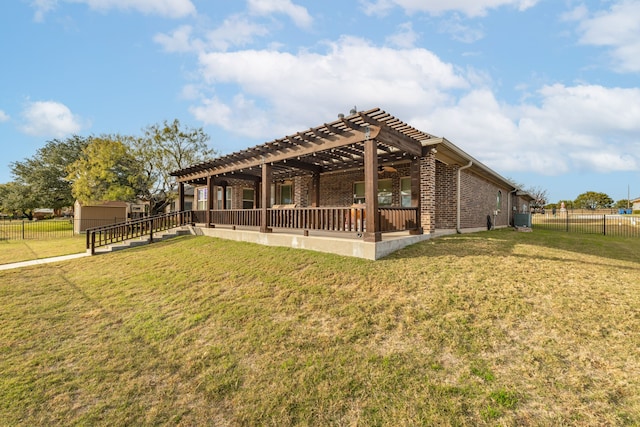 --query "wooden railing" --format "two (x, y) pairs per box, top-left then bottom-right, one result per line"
(192, 206), (419, 234)
(86, 211), (193, 255)
(269, 207), (365, 232)
(379, 207), (420, 232)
